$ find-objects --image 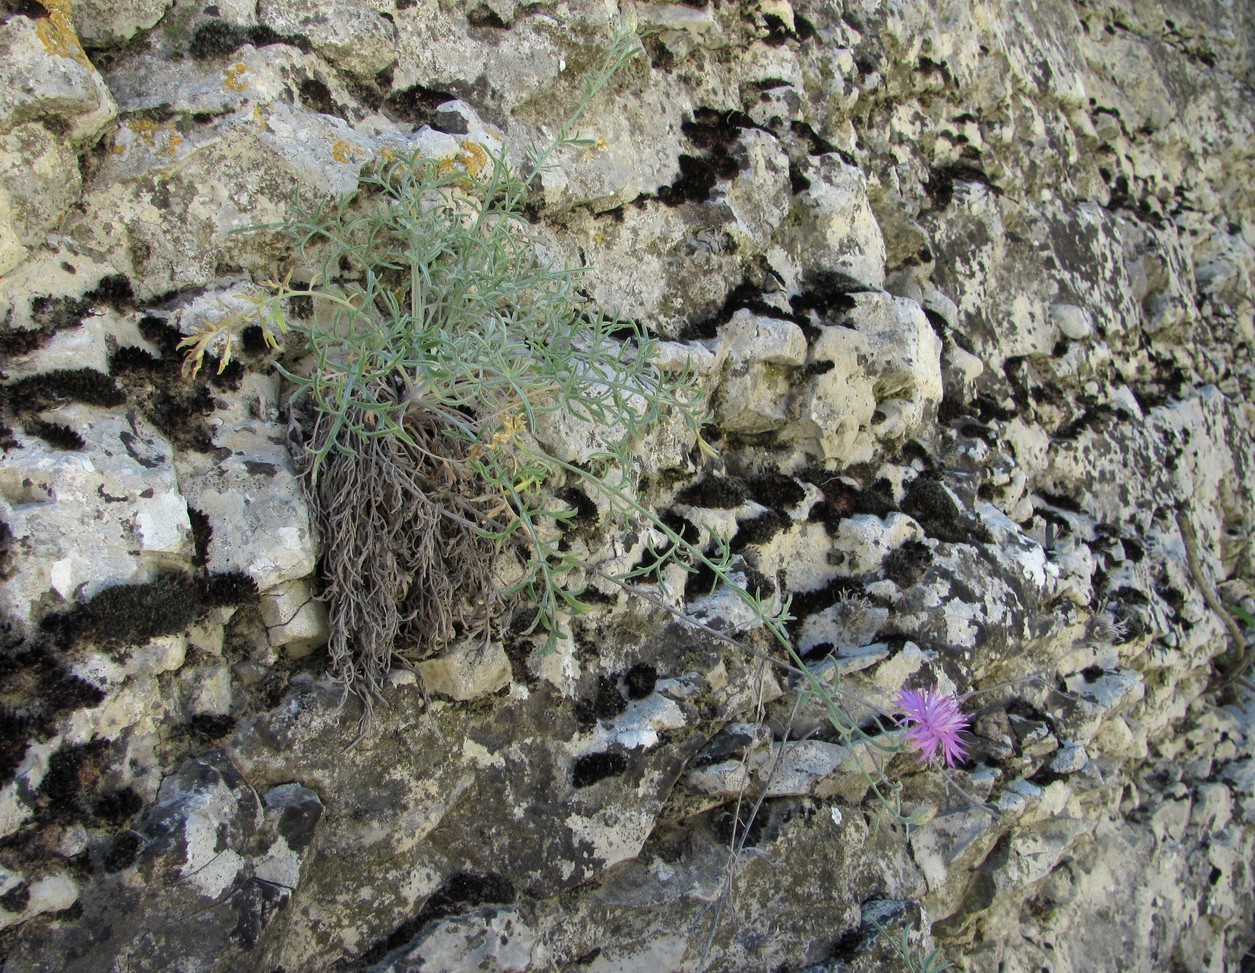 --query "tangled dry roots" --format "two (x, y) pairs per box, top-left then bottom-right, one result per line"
(295, 396), (502, 711)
